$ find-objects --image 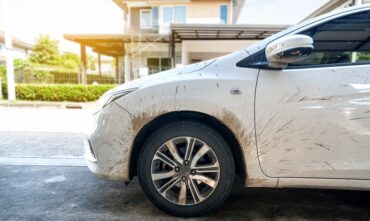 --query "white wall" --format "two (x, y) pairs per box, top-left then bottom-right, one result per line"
(0, 43), (29, 63)
(181, 40), (257, 65)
